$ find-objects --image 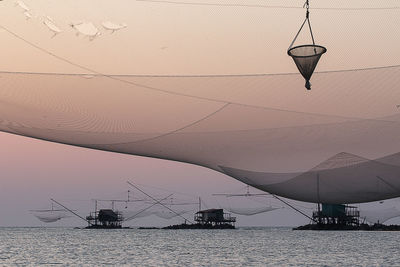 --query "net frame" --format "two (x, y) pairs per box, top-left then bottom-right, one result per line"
(287, 44), (327, 59)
